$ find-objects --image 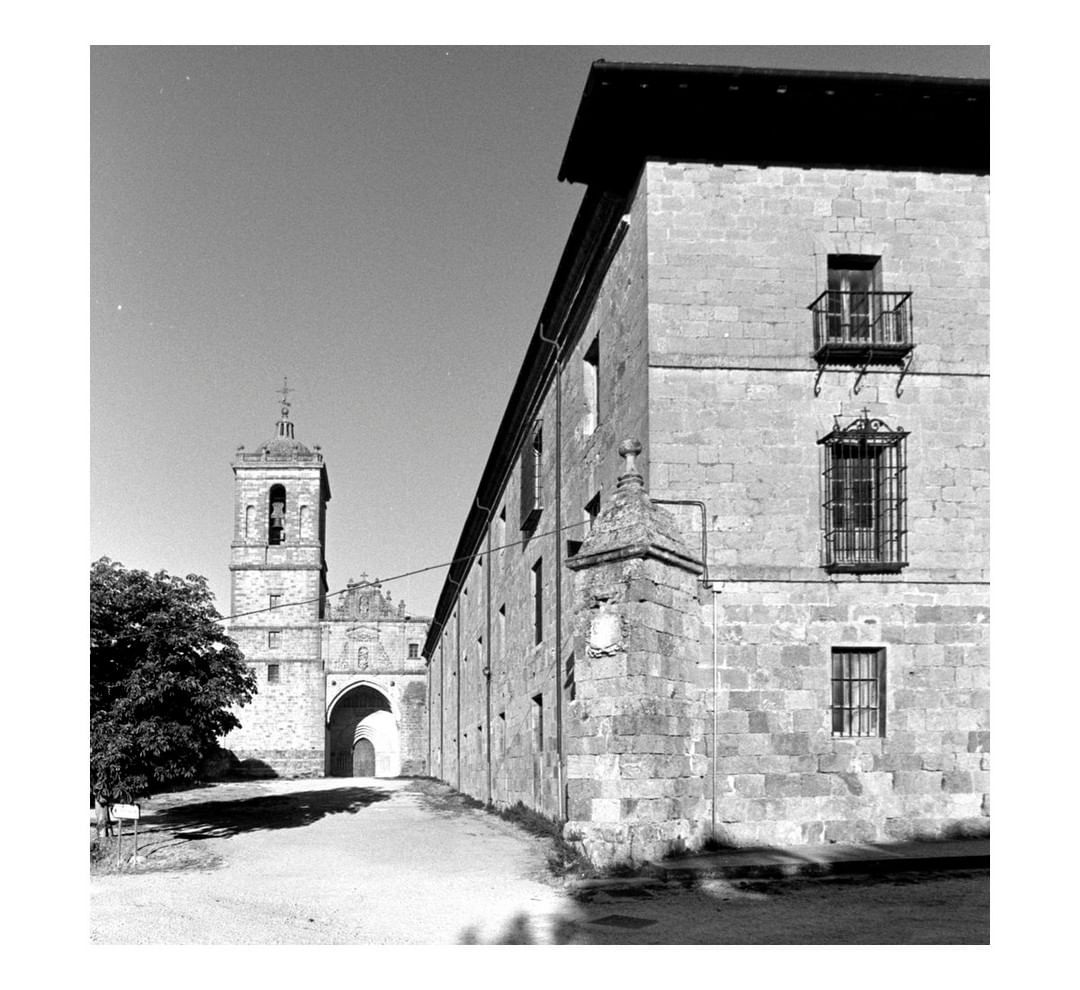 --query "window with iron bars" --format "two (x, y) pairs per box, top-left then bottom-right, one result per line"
(831, 647), (885, 737)
(818, 411), (908, 573)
